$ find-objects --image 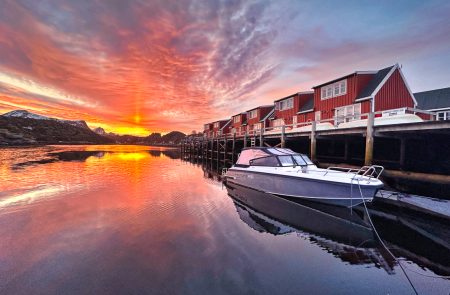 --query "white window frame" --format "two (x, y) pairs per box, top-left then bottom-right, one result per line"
(436, 110), (450, 121)
(278, 97), (294, 111)
(321, 79), (347, 100)
(213, 122), (219, 128)
(233, 116), (240, 123)
(335, 103), (361, 125)
(248, 110), (258, 119)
